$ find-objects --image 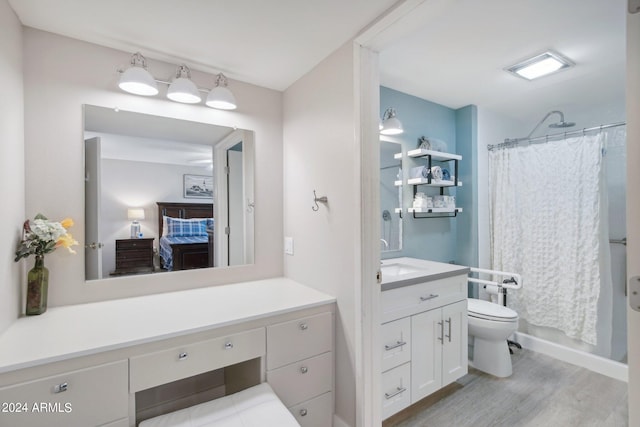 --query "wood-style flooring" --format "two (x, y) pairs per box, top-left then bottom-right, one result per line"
(384, 349), (628, 427)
